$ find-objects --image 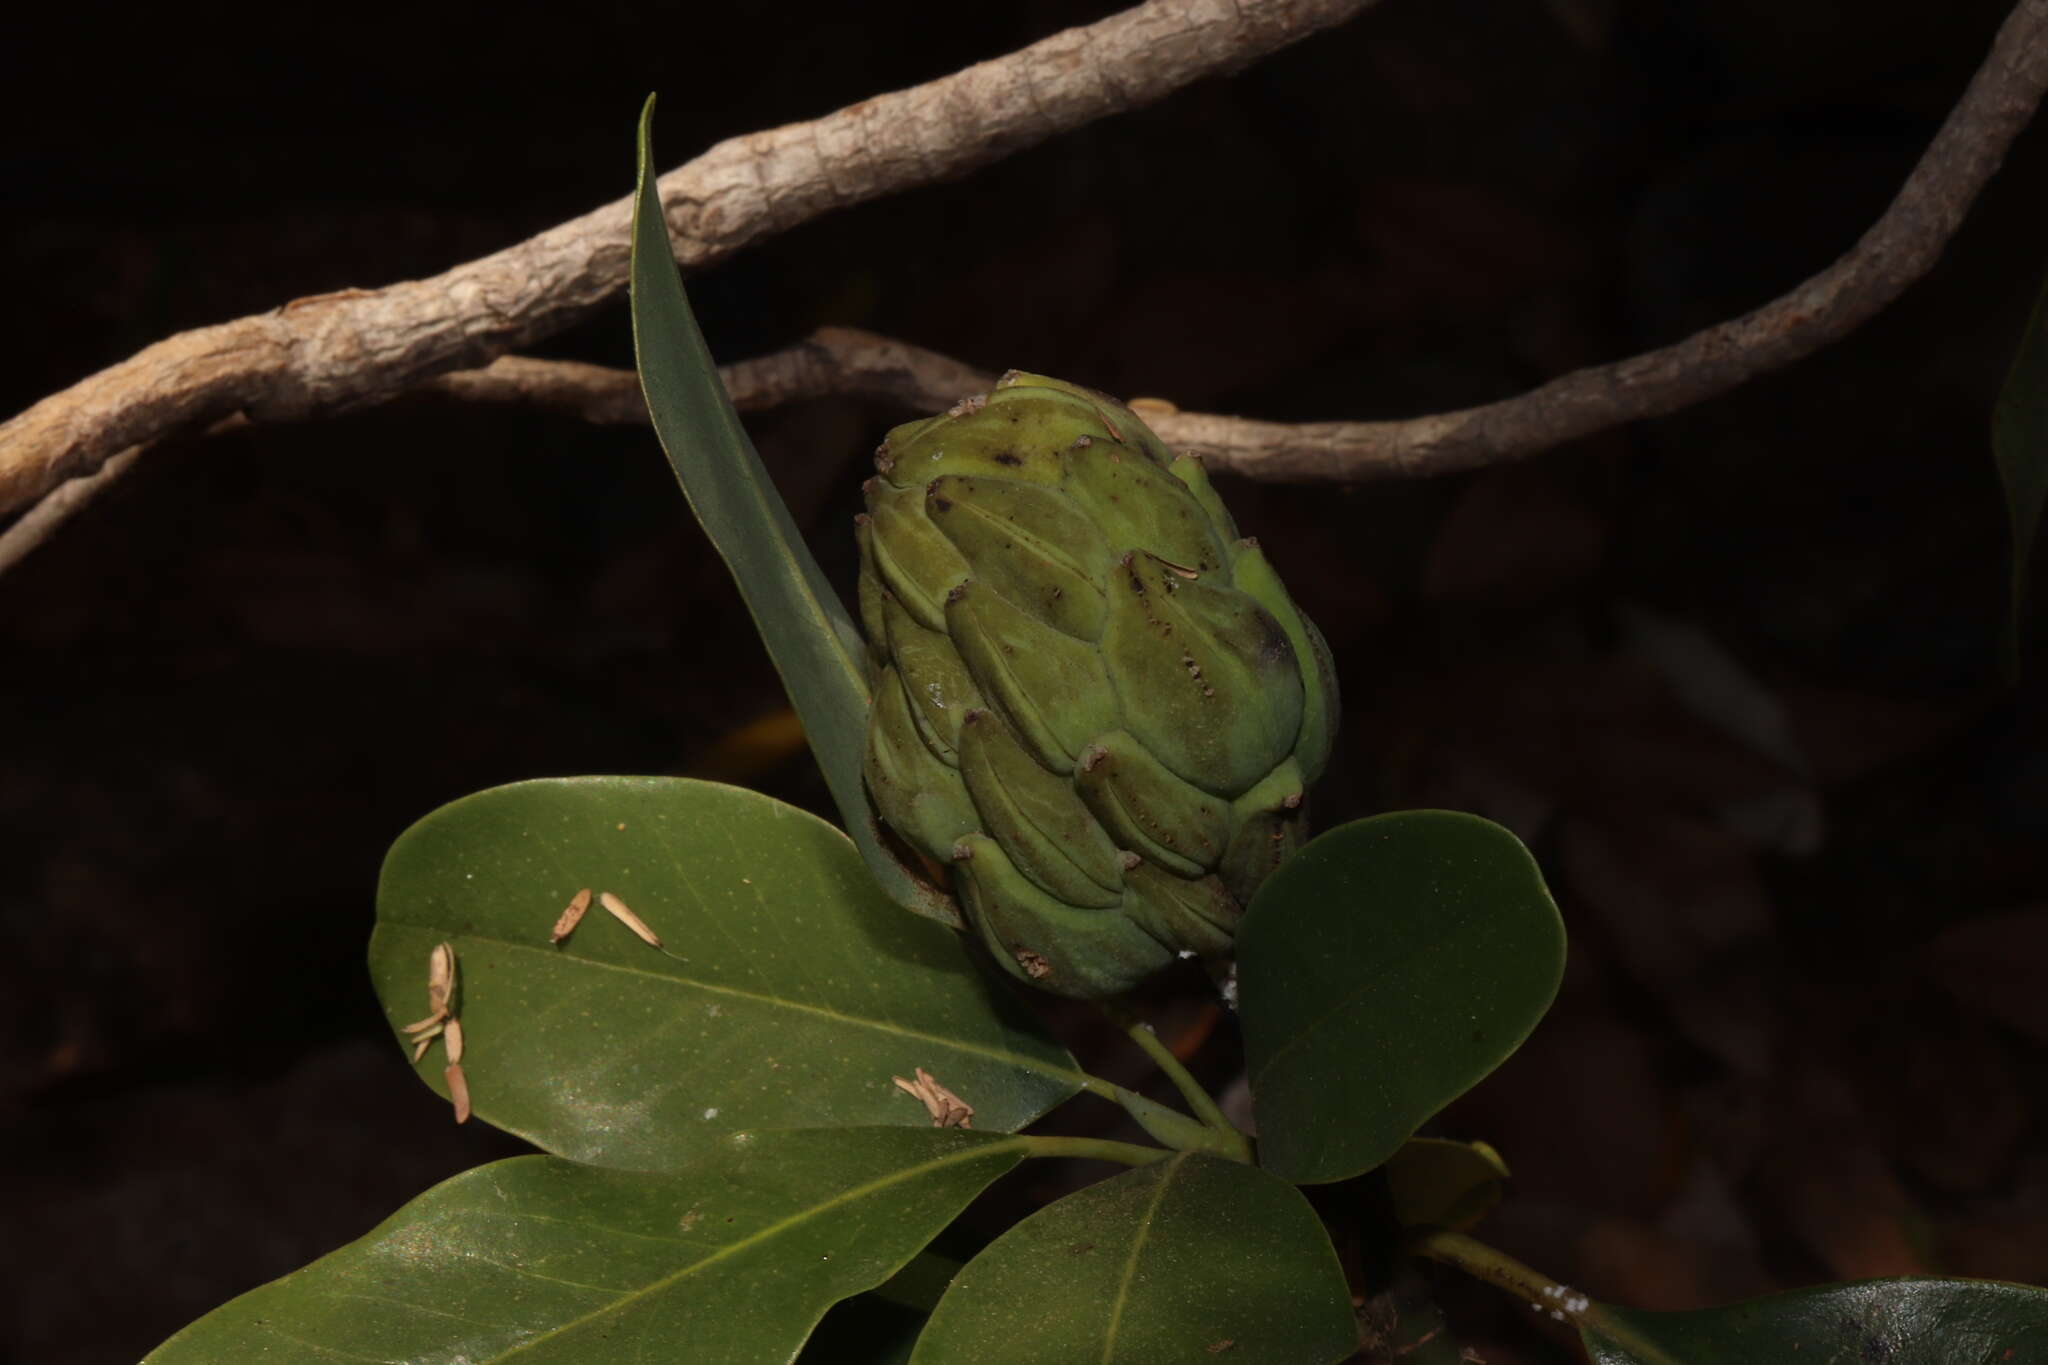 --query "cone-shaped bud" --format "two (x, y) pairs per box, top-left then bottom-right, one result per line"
(857, 374), (1339, 998)
(957, 708), (1125, 909)
(1228, 539), (1340, 784)
(1075, 731), (1230, 879)
(1121, 863), (1240, 959)
(945, 580), (1116, 773)
(954, 833), (1174, 997)
(1100, 551), (1304, 797)
(864, 666), (979, 863)
(867, 479), (970, 632)
(881, 592), (982, 765)
(1167, 453), (1241, 544)
(855, 517), (889, 669)
(925, 475), (1109, 639)
(1218, 759), (1309, 906)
